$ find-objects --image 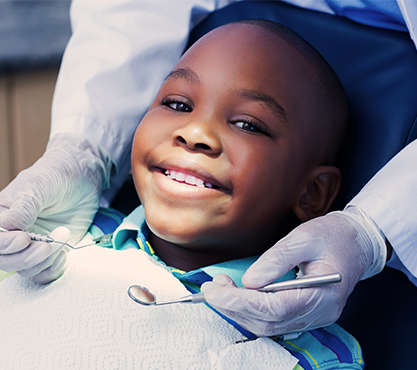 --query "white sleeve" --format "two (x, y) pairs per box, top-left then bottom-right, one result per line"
(397, 0), (417, 48)
(348, 139), (417, 284)
(51, 0), (237, 201)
